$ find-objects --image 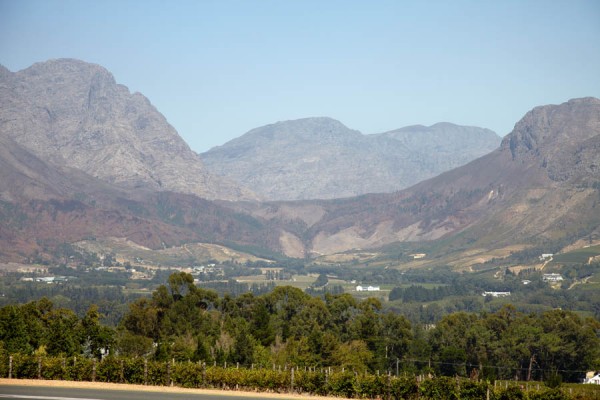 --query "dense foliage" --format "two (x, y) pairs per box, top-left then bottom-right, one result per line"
(1, 272), (598, 385)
